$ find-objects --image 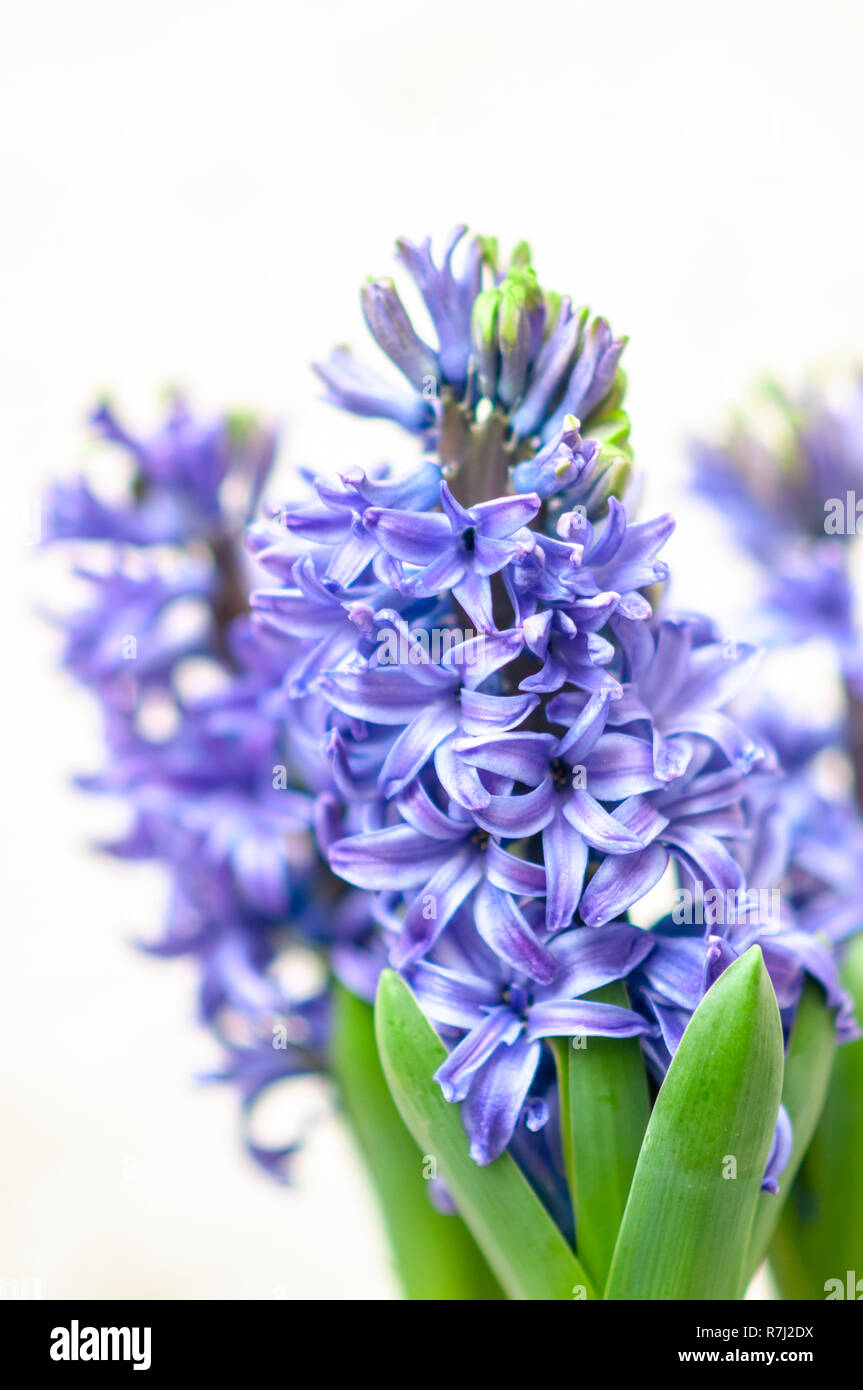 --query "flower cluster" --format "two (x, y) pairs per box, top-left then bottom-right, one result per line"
(690, 374), (863, 909)
(688, 368), (863, 1304)
(250, 231), (859, 1183)
(43, 233), (863, 1226)
(689, 372), (863, 1080)
(691, 377), (863, 673)
(43, 397), (345, 1177)
(315, 226), (631, 492)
